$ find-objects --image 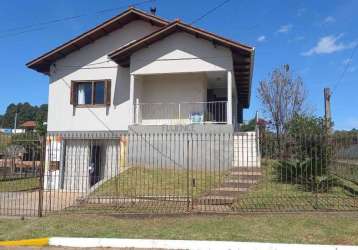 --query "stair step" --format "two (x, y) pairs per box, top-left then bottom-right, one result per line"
(224, 179), (259, 184)
(231, 171), (261, 176)
(209, 187), (247, 196)
(197, 195), (235, 205)
(213, 187), (248, 192)
(230, 167), (261, 172)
